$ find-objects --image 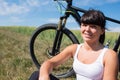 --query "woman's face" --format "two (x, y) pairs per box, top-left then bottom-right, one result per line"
(80, 23), (104, 43)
